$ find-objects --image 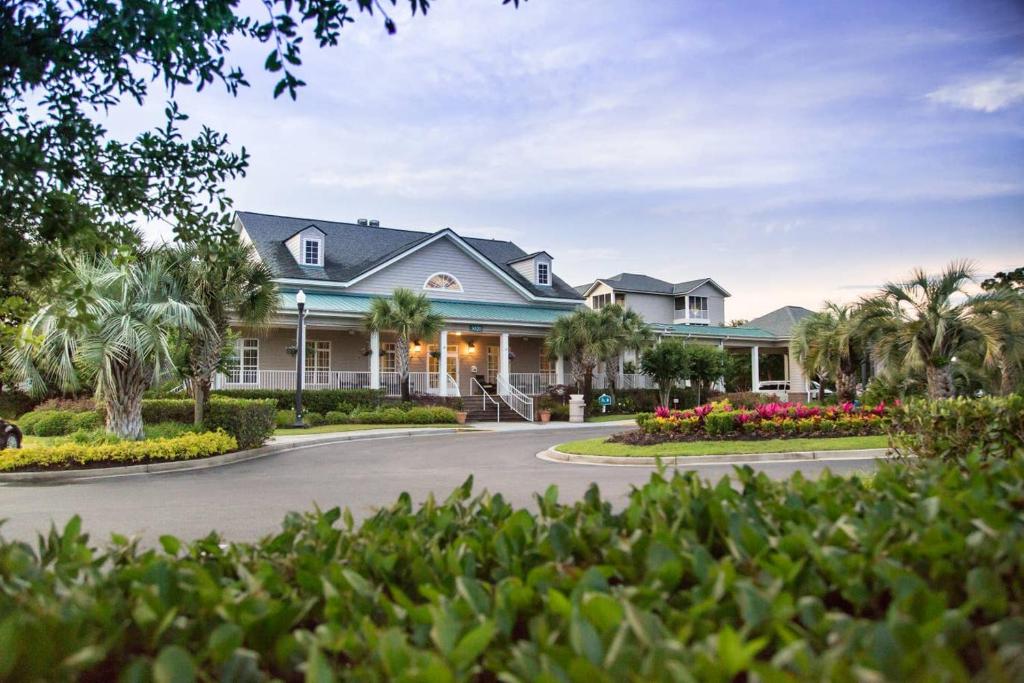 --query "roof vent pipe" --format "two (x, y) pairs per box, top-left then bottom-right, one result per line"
(368, 219), (380, 227)
(357, 218), (368, 225)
